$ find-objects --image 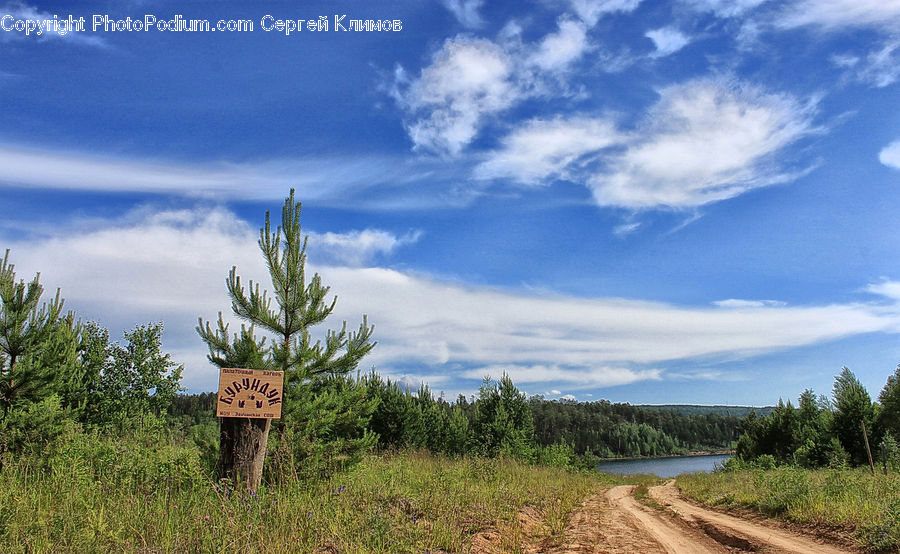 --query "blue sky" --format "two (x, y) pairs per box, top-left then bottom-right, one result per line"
(2, 0), (899, 405)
